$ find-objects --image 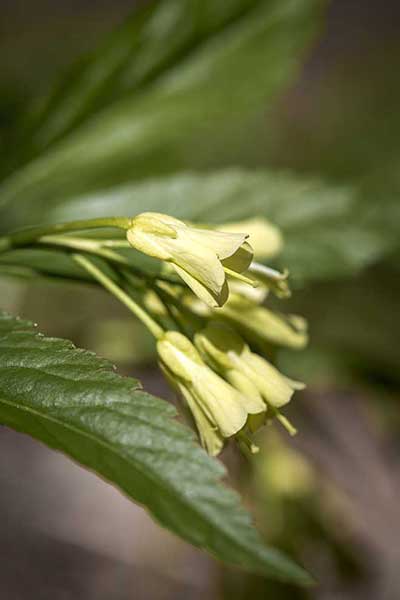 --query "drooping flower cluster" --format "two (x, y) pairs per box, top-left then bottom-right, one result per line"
(157, 331), (259, 456)
(127, 212), (307, 455)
